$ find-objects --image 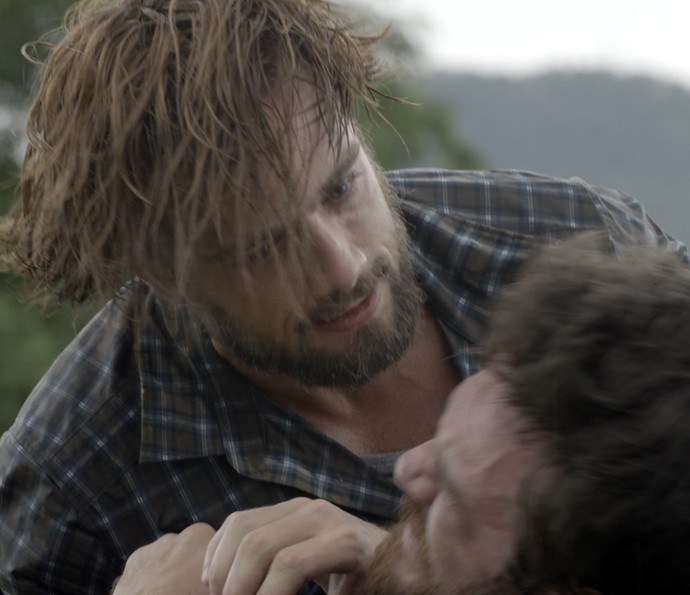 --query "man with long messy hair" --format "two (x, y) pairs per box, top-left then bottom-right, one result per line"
(366, 238), (690, 595)
(0, 0), (686, 593)
(7, 0), (383, 304)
